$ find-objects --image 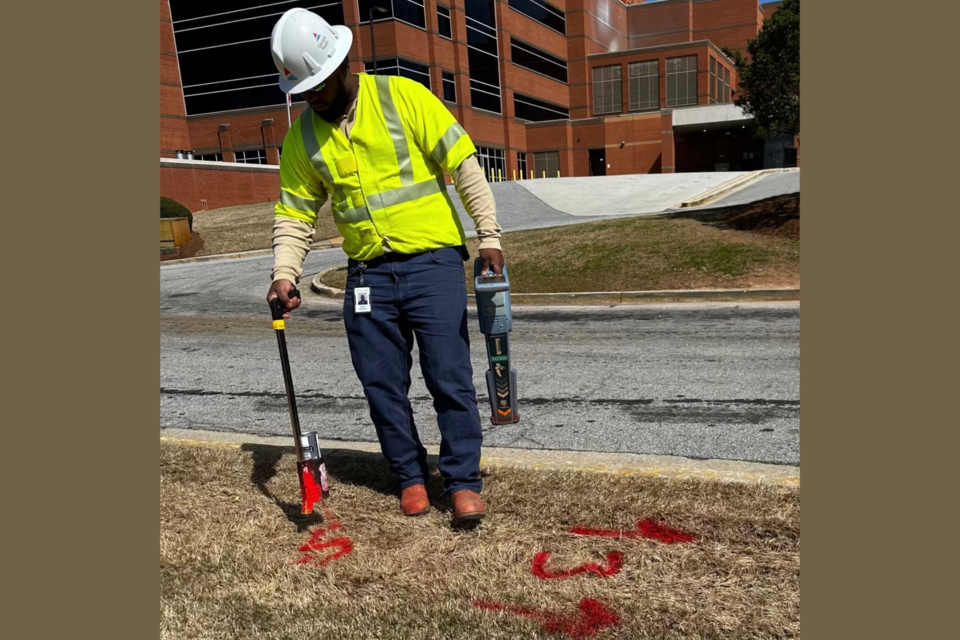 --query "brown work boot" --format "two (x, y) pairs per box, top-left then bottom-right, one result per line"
(451, 490), (485, 523)
(400, 484), (431, 517)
